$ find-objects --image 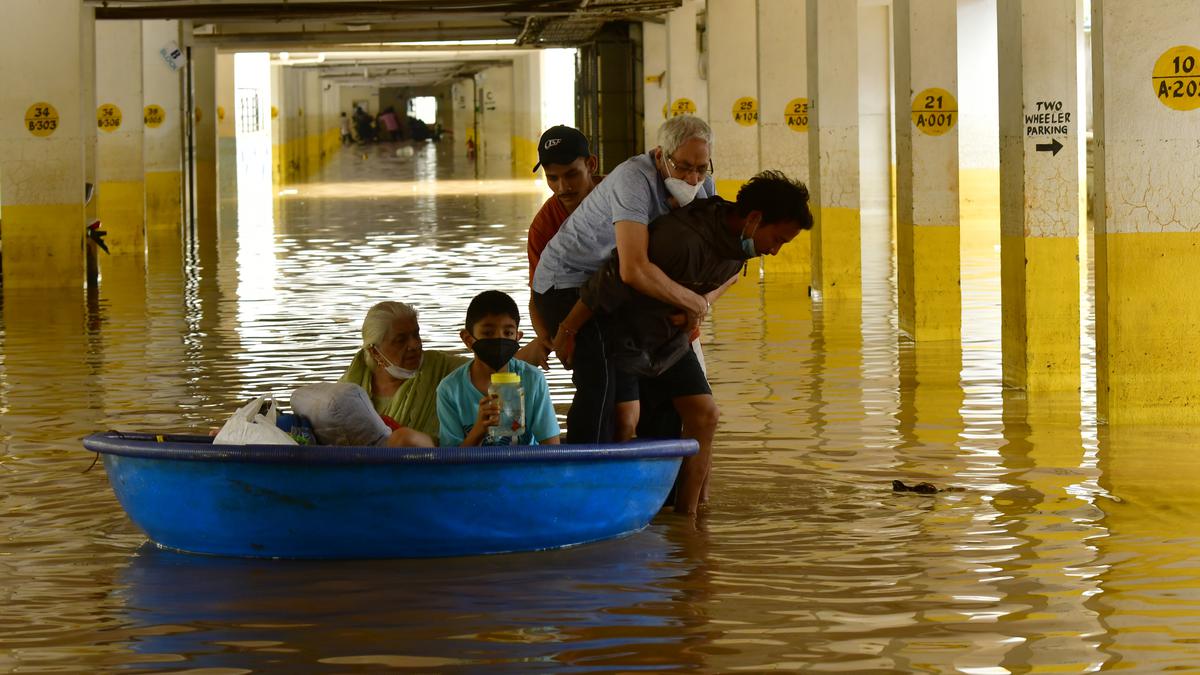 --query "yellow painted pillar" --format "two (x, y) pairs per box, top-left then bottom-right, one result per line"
(998, 0), (1082, 392)
(511, 51), (544, 177)
(1092, 0), (1200, 424)
(806, 0), (860, 299)
(0, 0), (94, 289)
(756, 0), (811, 279)
(270, 62), (285, 186)
(96, 20), (146, 261)
(707, 0), (759, 201)
(894, 0), (961, 341)
(191, 43), (218, 234)
(302, 68), (321, 177)
(665, 0), (707, 120)
(142, 20), (183, 253)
